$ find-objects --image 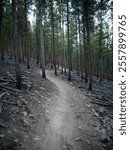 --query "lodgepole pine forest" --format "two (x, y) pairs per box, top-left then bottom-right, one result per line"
(0, 0), (113, 150)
